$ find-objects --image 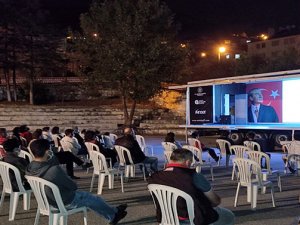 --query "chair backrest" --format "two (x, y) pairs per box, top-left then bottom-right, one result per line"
(182, 145), (203, 164)
(164, 151), (173, 164)
(135, 135), (146, 150)
(216, 139), (231, 156)
(114, 145), (134, 166)
(19, 150), (33, 162)
(187, 138), (202, 150)
(0, 161), (26, 193)
(233, 158), (262, 186)
(247, 150), (271, 173)
(243, 141), (261, 152)
(161, 142), (178, 152)
(85, 142), (100, 154)
(89, 151), (109, 174)
(281, 142), (292, 154)
(20, 136), (28, 147)
(25, 175), (69, 216)
(230, 145), (250, 159)
(148, 184), (195, 225)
